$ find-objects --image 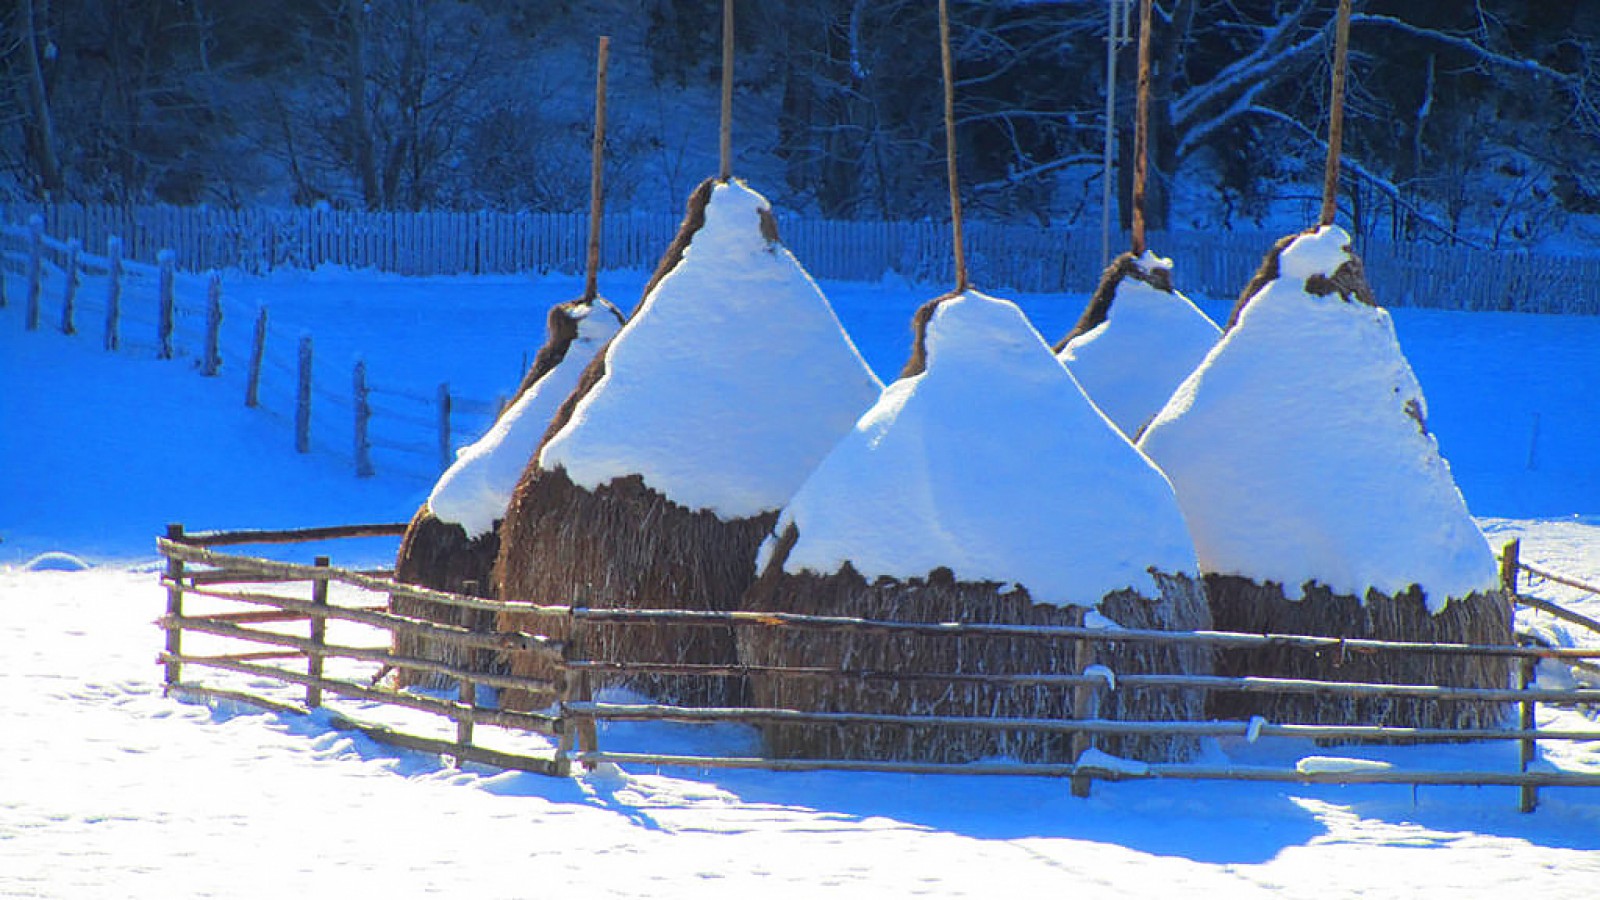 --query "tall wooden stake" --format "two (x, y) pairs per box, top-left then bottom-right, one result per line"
(1320, 0), (1352, 228)
(1131, 0), (1153, 257)
(938, 0), (968, 292)
(583, 36), (610, 302)
(719, 0), (734, 182)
